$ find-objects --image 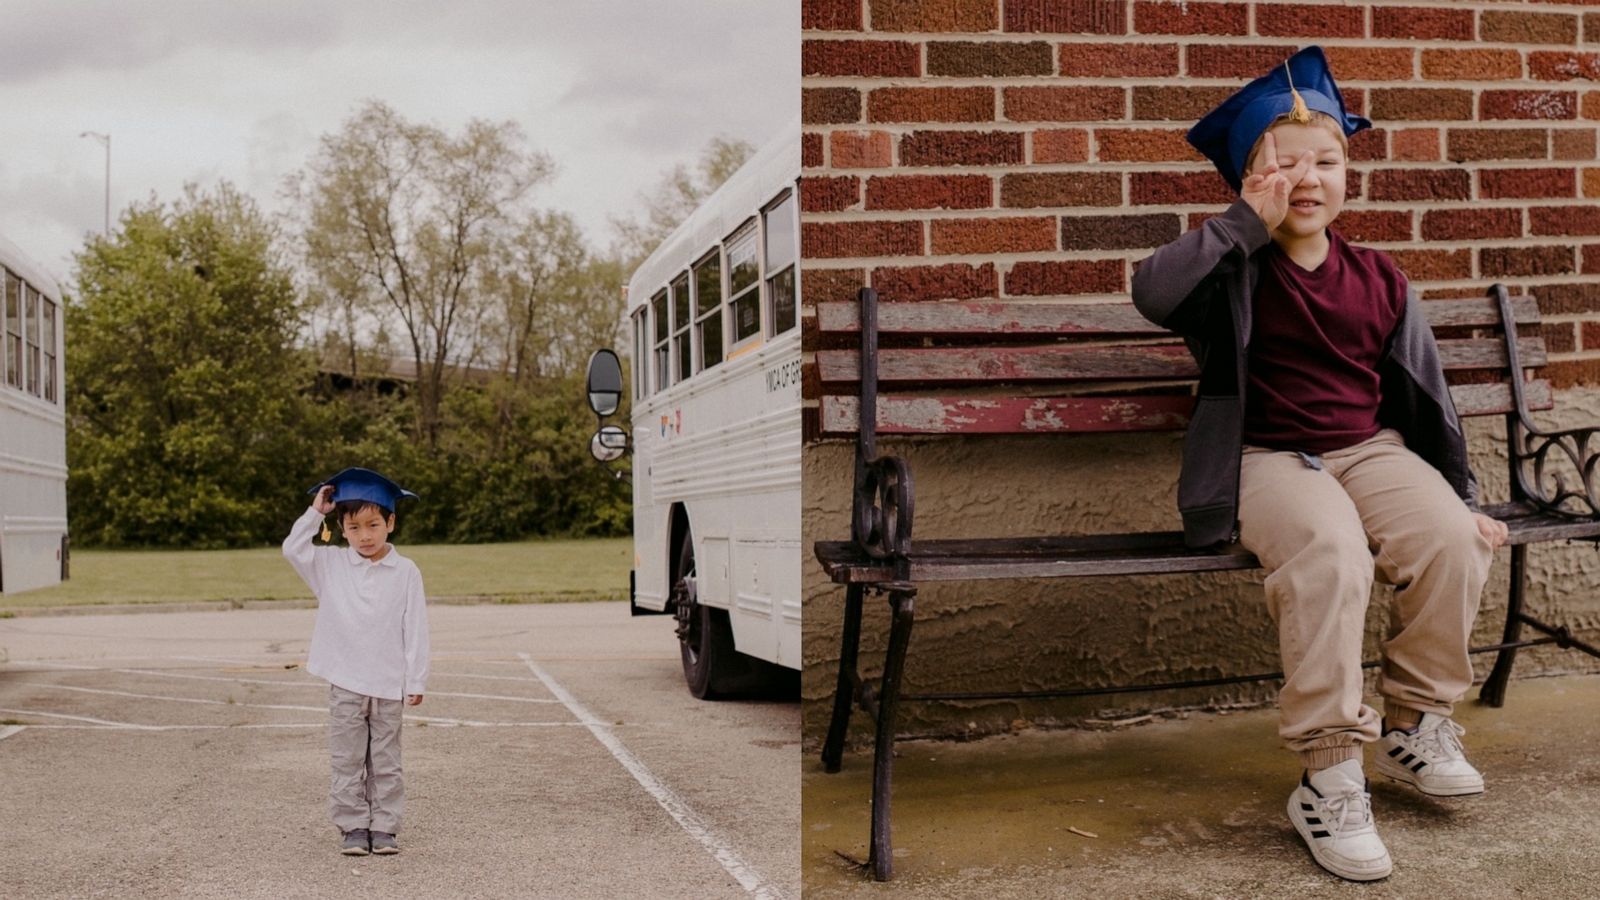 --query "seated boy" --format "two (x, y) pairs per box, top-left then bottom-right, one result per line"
(282, 467), (430, 856)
